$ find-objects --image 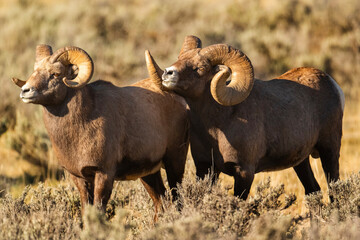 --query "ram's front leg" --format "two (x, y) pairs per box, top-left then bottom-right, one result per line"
(233, 165), (254, 199)
(93, 171), (115, 212)
(220, 140), (255, 200)
(70, 174), (94, 215)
